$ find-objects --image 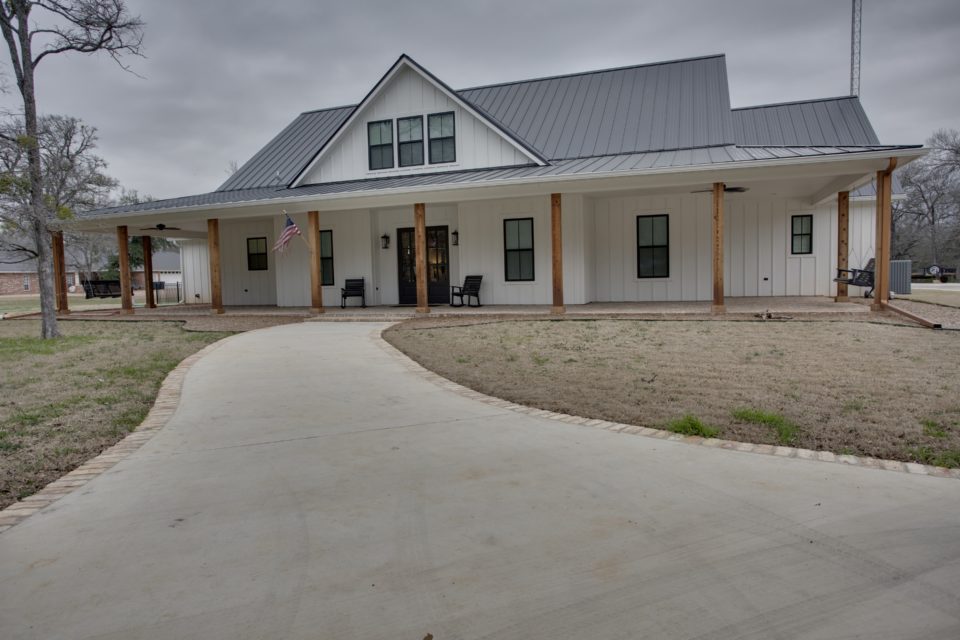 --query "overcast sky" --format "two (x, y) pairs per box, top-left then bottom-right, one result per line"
(2, 0), (958, 200)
